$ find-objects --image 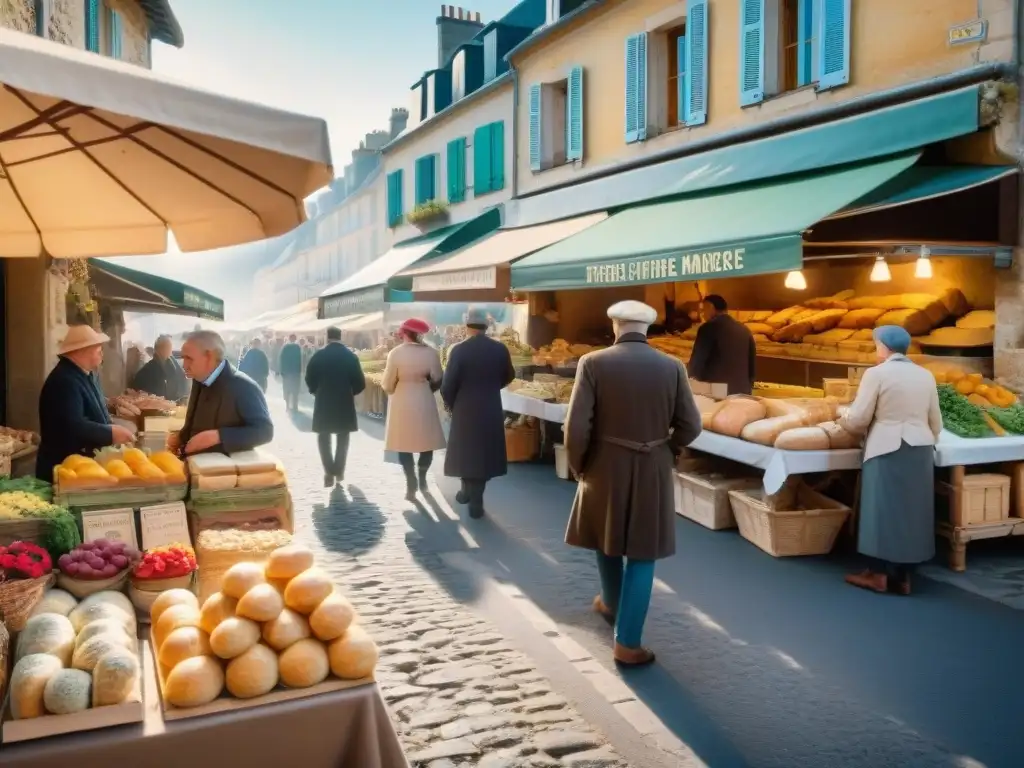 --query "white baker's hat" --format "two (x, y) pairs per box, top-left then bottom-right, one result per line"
(607, 300), (657, 324)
